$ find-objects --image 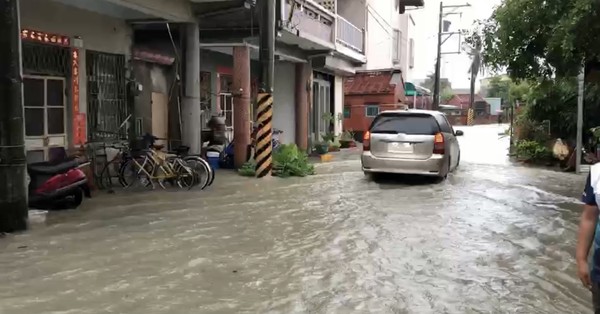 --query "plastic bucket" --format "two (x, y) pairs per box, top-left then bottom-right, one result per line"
(206, 151), (220, 170)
